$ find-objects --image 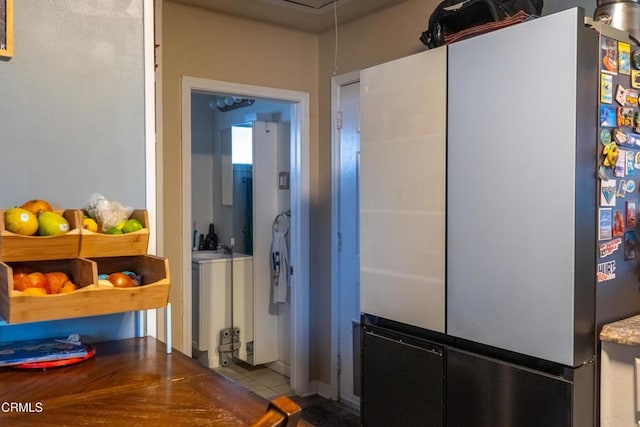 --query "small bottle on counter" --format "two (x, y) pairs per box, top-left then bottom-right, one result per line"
(204, 223), (218, 250)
